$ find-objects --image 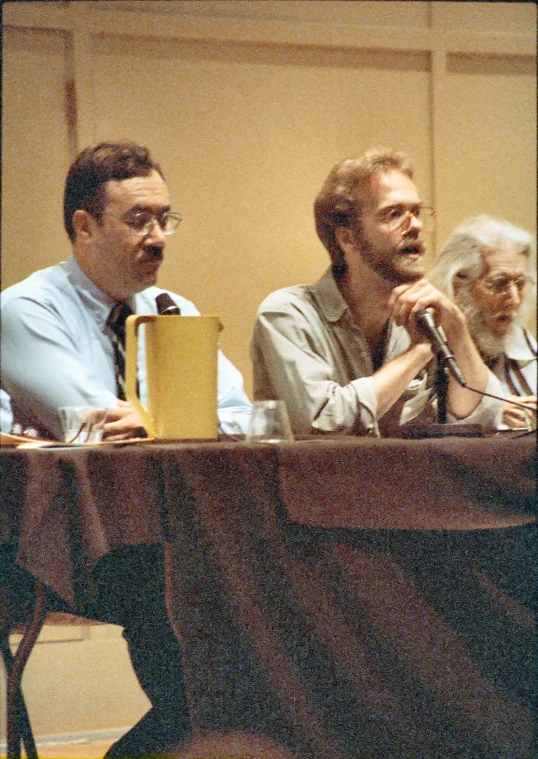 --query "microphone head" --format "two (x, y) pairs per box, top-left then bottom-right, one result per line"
(156, 293), (181, 315)
(415, 308), (436, 326)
